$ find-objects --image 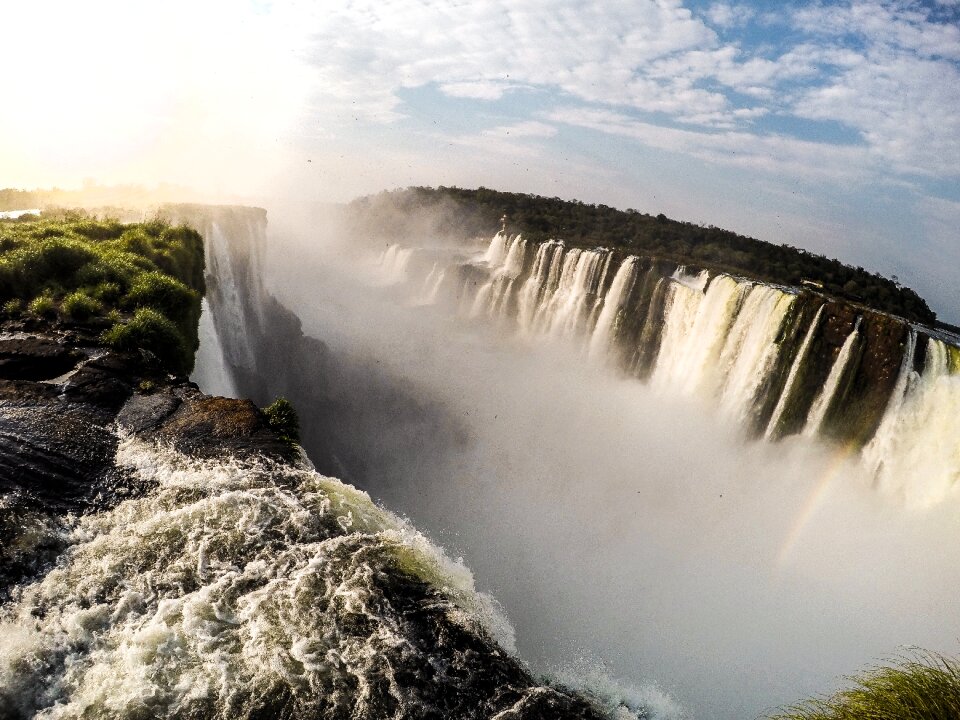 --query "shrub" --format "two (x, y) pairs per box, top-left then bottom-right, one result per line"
(124, 270), (201, 346)
(3, 298), (21, 316)
(28, 293), (56, 318)
(61, 290), (101, 321)
(125, 271), (197, 319)
(70, 218), (125, 241)
(102, 308), (193, 375)
(91, 281), (122, 304)
(1, 238), (96, 297)
(263, 397), (300, 445)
